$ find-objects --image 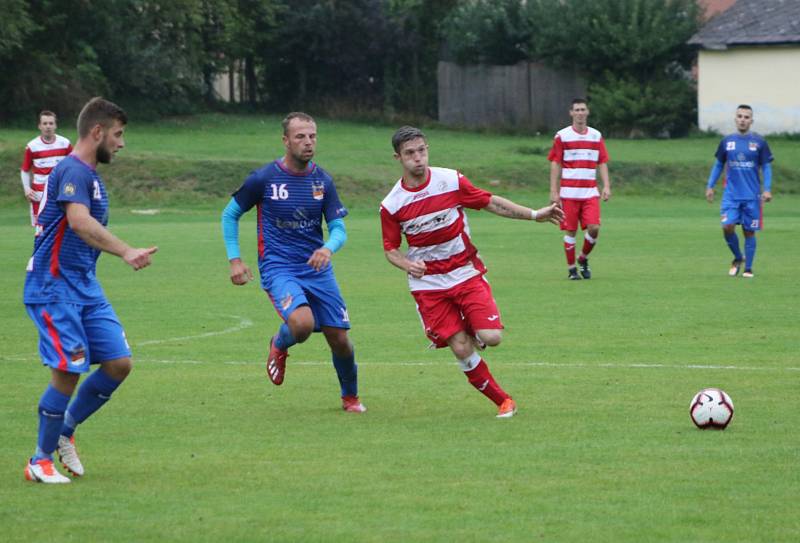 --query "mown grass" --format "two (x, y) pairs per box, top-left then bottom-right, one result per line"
(2, 113), (799, 208)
